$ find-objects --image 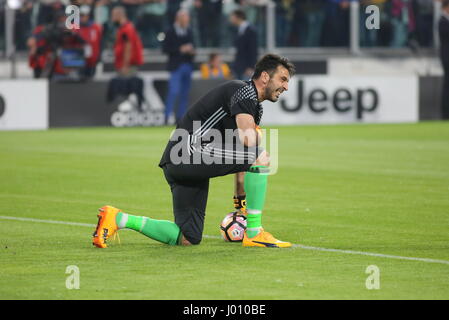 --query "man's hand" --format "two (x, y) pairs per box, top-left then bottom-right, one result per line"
(121, 41), (132, 76)
(27, 37), (37, 55)
(120, 65), (130, 76)
(180, 43), (195, 55)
